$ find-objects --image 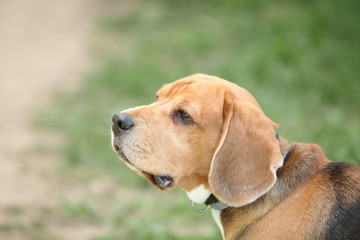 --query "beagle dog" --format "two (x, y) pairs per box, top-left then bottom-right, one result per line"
(111, 74), (360, 240)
